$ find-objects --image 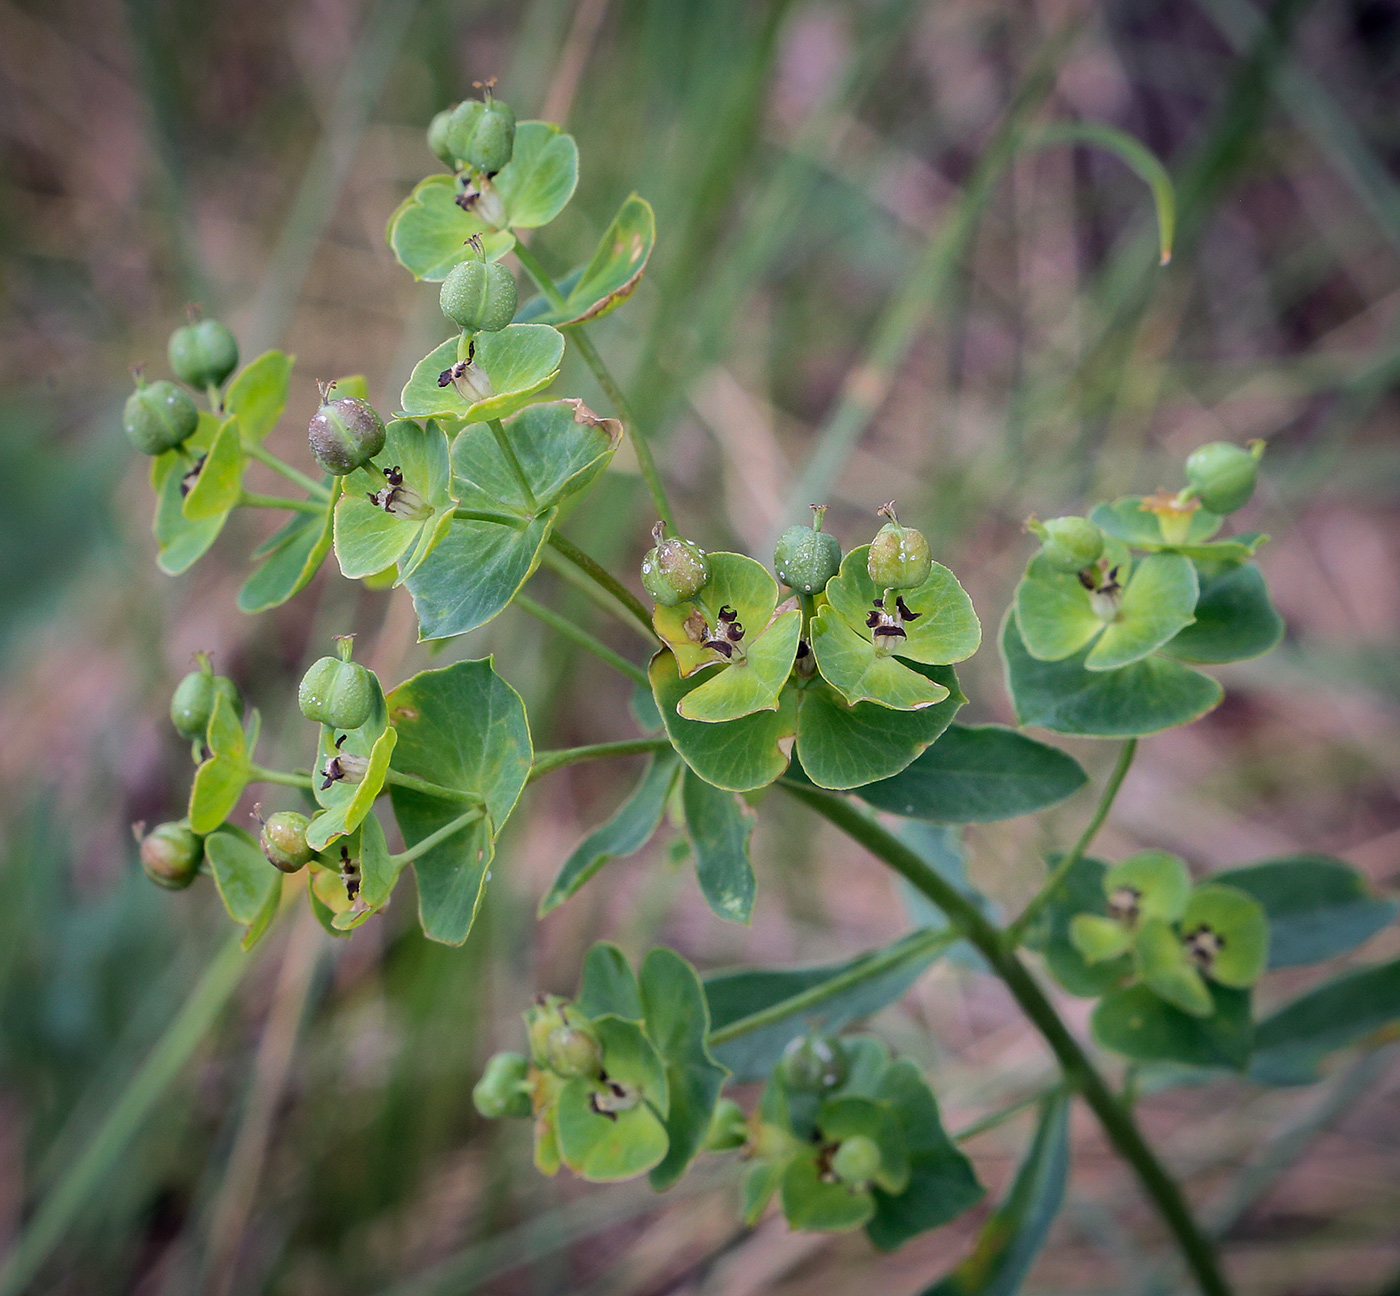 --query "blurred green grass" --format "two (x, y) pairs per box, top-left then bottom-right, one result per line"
(1, 0), (1400, 1292)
